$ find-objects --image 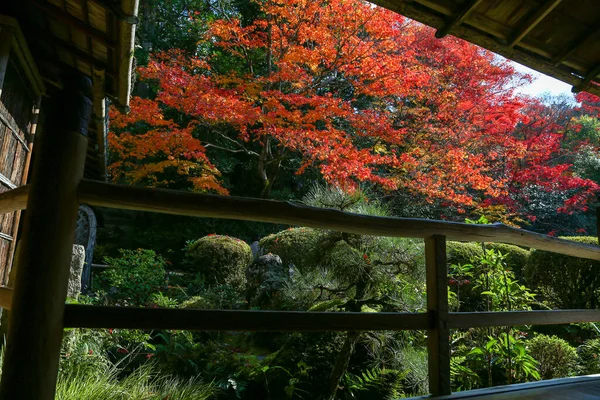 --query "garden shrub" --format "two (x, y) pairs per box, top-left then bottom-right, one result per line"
(324, 239), (363, 277)
(101, 249), (167, 305)
(260, 227), (325, 272)
(524, 236), (600, 309)
(447, 242), (529, 277)
(185, 235), (252, 291)
(487, 243), (530, 278)
(180, 295), (212, 309)
(180, 284), (243, 310)
(578, 338), (600, 375)
(447, 242), (483, 267)
(527, 334), (577, 380)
